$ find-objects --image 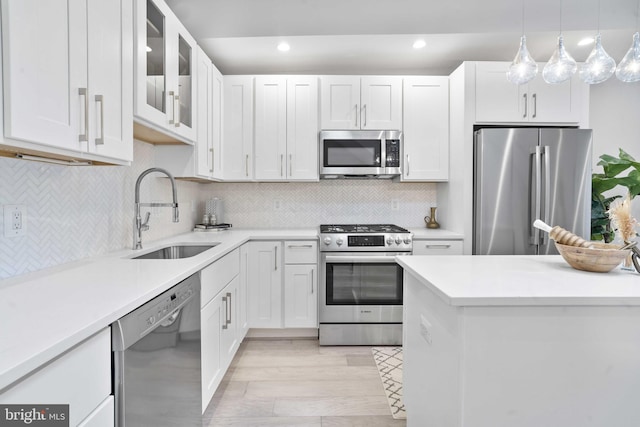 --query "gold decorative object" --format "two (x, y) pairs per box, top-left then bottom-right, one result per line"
(555, 241), (631, 273)
(424, 207), (440, 229)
